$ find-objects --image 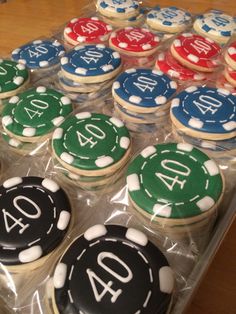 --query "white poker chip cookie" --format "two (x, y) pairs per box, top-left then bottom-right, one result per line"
(97, 0), (140, 20)
(146, 6), (192, 33)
